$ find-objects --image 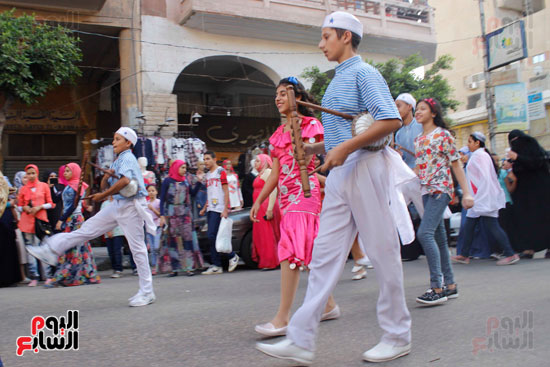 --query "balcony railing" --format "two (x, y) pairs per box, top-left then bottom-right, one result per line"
(178, 0), (436, 61)
(265, 0), (433, 25)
